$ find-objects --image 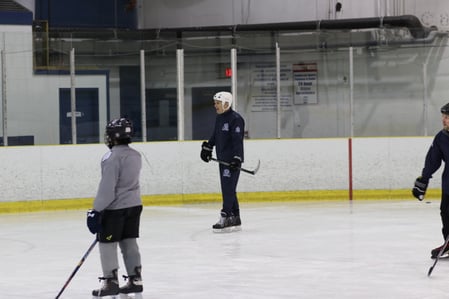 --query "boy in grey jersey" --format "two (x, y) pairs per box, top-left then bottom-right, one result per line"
(87, 118), (144, 297)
